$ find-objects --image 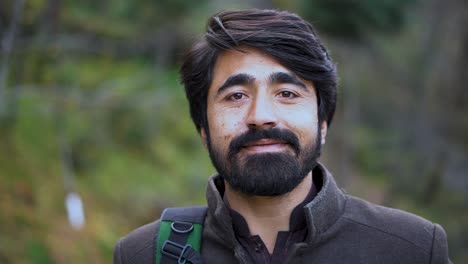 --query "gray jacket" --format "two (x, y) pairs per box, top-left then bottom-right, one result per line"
(114, 164), (451, 263)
